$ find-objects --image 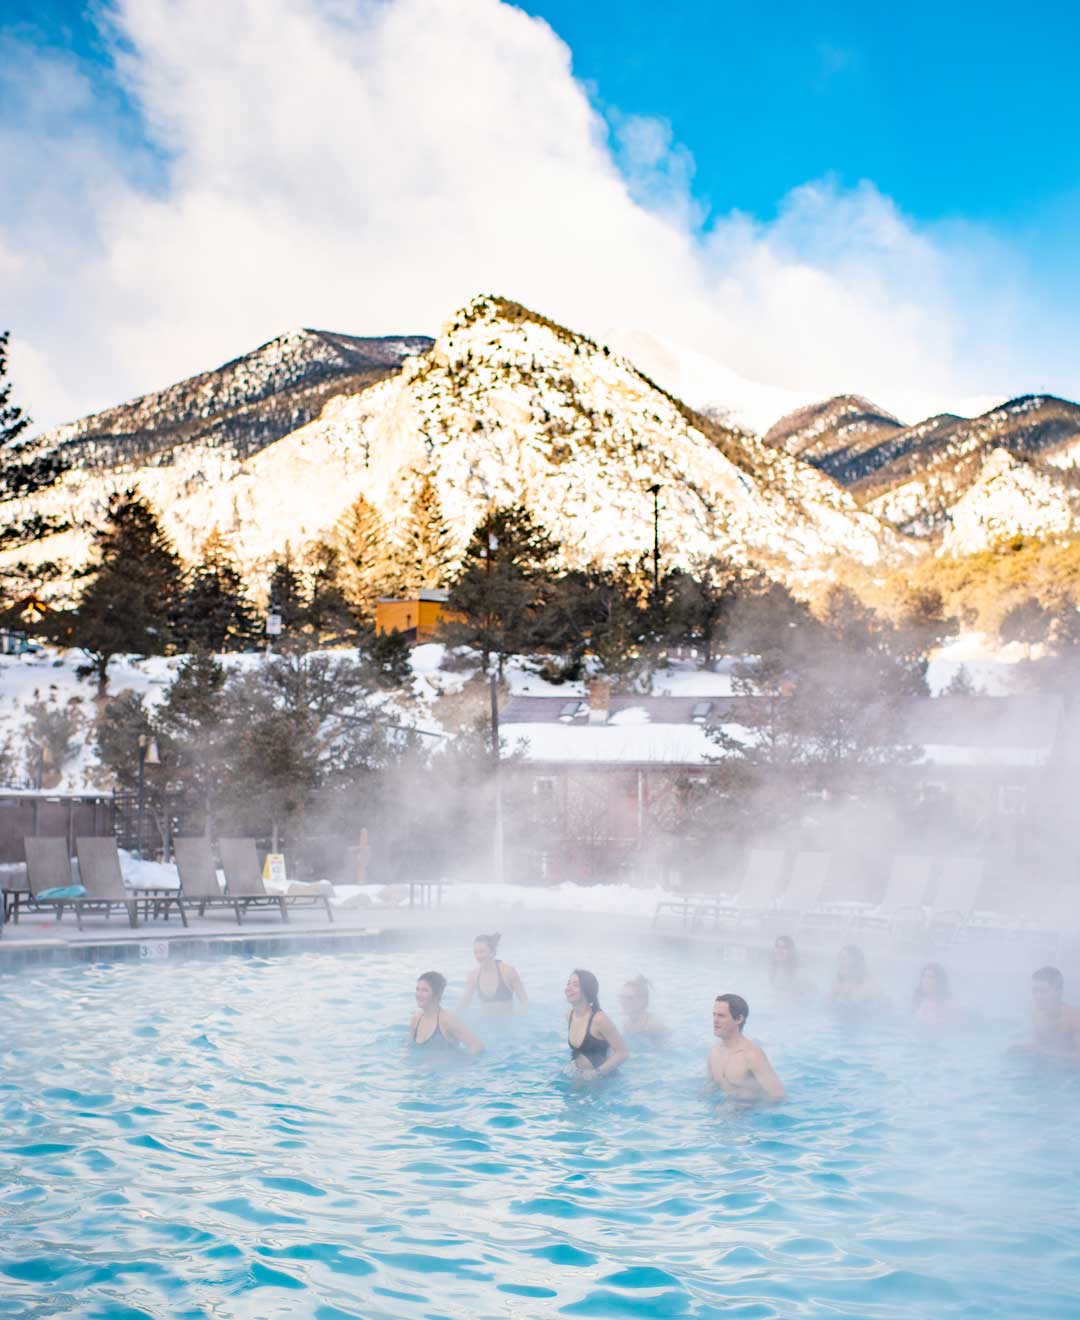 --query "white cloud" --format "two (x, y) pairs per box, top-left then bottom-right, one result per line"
(0, 0), (1071, 434)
